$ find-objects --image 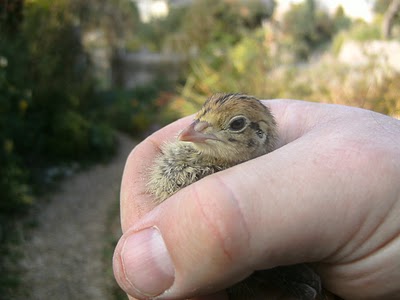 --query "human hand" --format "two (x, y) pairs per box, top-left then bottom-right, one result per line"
(113, 100), (400, 300)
